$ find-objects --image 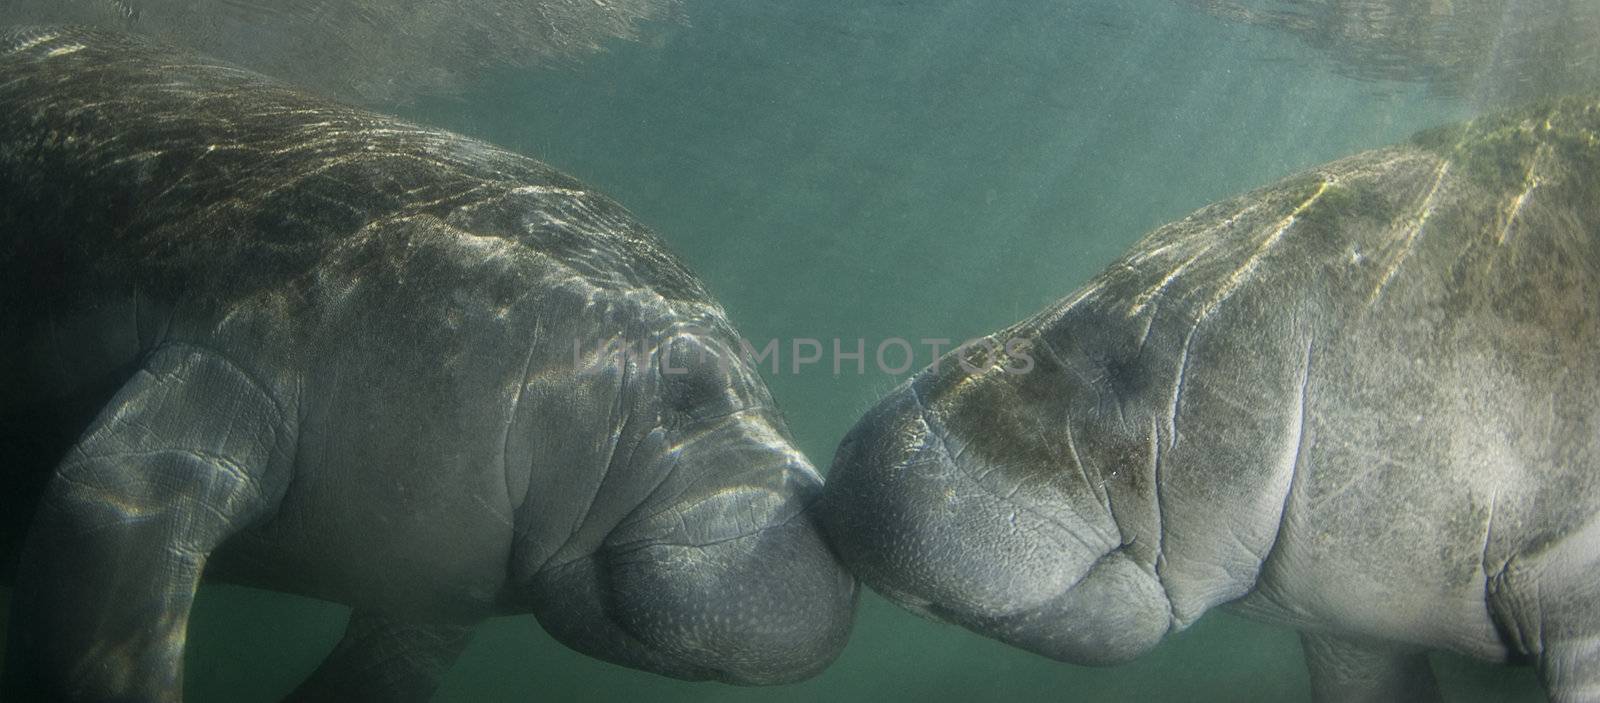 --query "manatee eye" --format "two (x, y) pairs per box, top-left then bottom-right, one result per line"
(664, 363), (726, 416)
(660, 335), (743, 420)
